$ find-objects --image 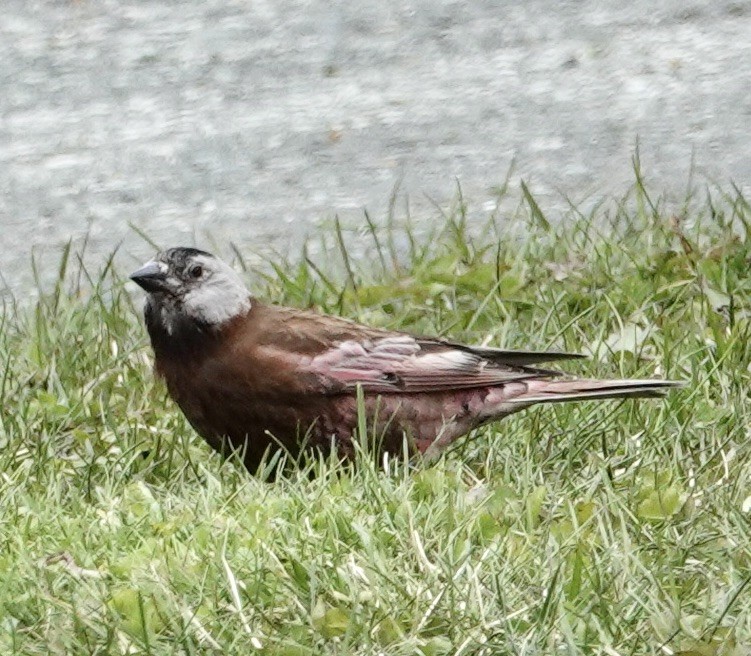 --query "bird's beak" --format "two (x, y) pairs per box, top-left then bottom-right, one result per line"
(129, 260), (170, 293)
